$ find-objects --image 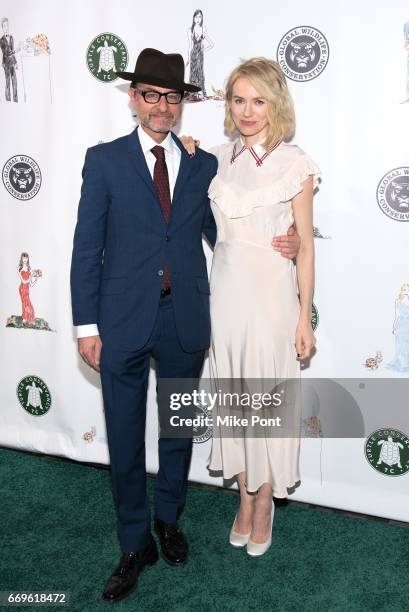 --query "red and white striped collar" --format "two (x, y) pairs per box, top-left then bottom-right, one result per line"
(230, 138), (282, 166)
